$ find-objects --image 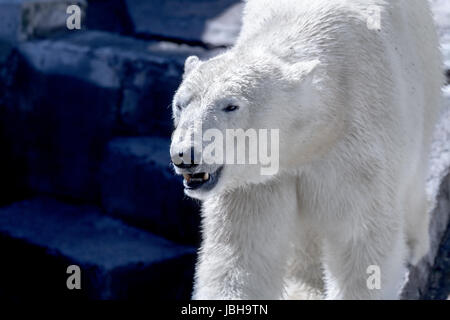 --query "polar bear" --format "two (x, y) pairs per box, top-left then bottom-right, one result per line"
(170, 0), (443, 299)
